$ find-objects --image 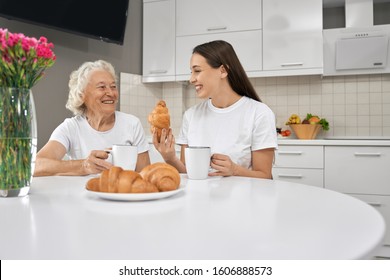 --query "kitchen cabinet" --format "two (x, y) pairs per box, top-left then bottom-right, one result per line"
(324, 146), (390, 247)
(324, 146), (390, 195)
(142, 0), (175, 82)
(349, 193), (390, 246)
(142, 0), (326, 82)
(176, 0), (262, 36)
(275, 139), (390, 255)
(262, 0), (323, 76)
(272, 145), (324, 187)
(175, 30), (262, 81)
(175, 0), (262, 81)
